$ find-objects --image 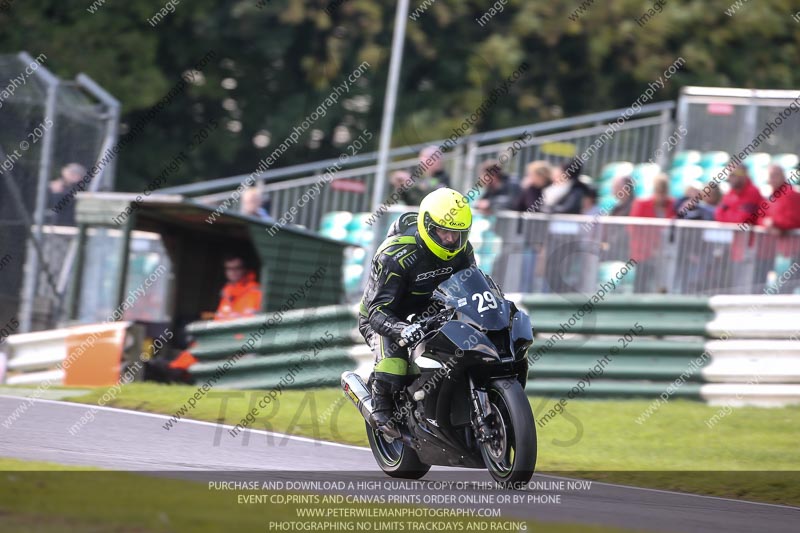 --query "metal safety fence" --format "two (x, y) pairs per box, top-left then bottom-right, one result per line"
(0, 51), (119, 332)
(489, 213), (800, 296)
(164, 102), (676, 231)
(677, 86), (800, 155)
